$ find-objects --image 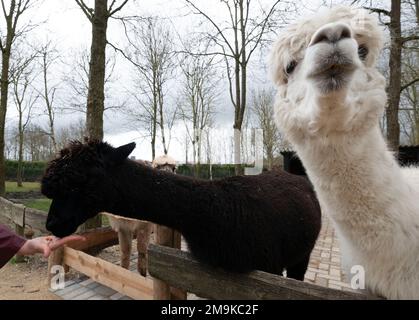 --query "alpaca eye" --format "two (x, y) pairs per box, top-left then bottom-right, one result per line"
(286, 61), (297, 75)
(358, 45), (369, 60)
